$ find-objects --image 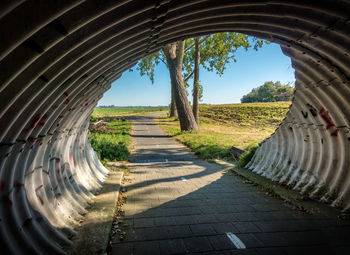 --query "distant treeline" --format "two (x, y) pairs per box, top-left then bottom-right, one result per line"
(241, 81), (294, 103)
